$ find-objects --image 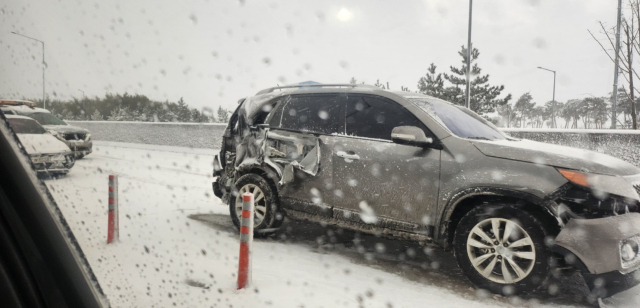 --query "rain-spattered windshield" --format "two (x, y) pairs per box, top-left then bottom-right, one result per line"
(7, 118), (47, 134)
(6, 1), (640, 307)
(408, 98), (506, 140)
(28, 112), (68, 125)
